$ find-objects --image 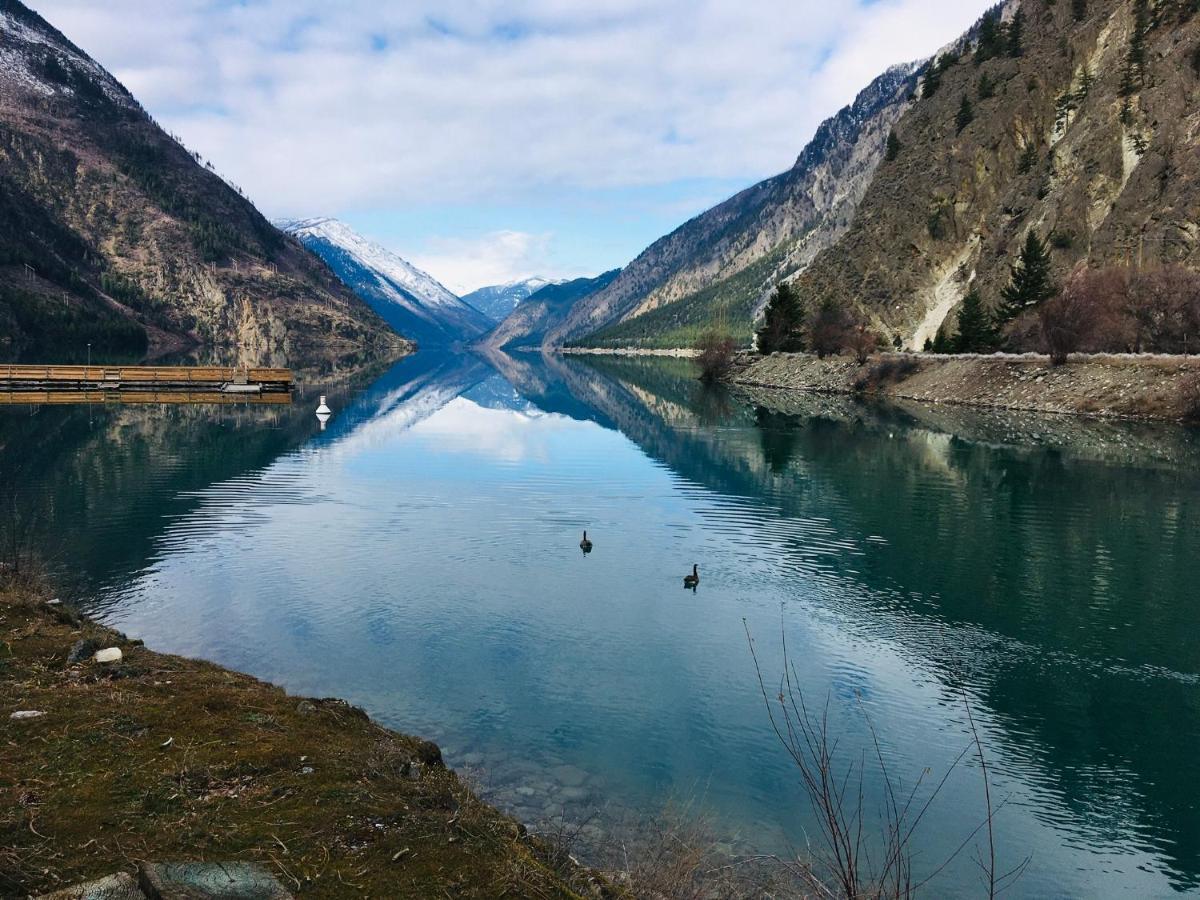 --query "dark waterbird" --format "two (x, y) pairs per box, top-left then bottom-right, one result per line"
(580, 531), (593, 555)
(683, 564), (699, 590)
